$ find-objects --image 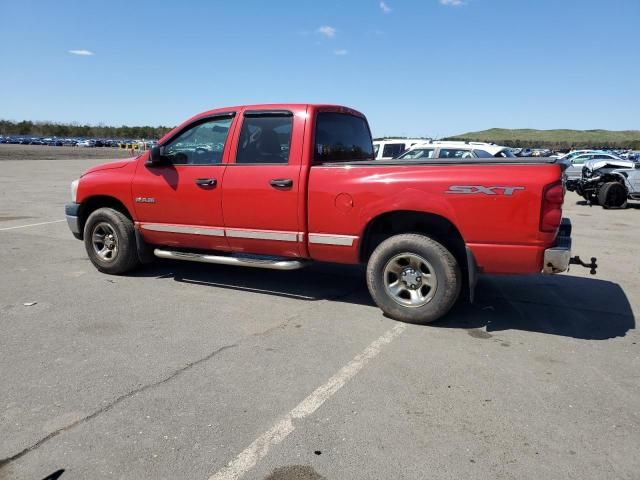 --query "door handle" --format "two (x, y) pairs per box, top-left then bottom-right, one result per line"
(195, 178), (217, 187)
(270, 178), (293, 190)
